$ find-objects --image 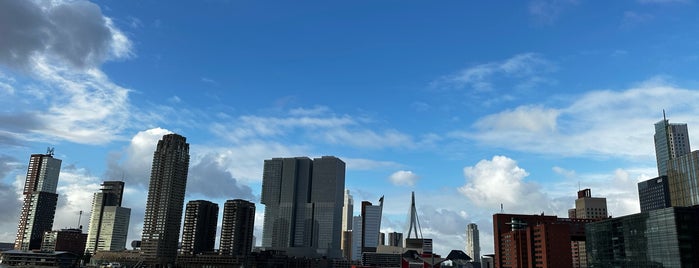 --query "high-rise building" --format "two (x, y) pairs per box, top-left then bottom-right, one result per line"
(568, 189), (607, 268)
(141, 134), (190, 266)
(638, 176), (671, 212)
(41, 228), (87, 255)
(466, 223), (480, 265)
(86, 181), (131, 254)
(181, 200), (218, 255)
(220, 199), (255, 256)
(668, 151), (699, 207)
(492, 213), (592, 268)
(341, 190), (353, 259)
(351, 216), (363, 261)
(387, 232), (403, 247)
(654, 114), (691, 177)
(342, 189), (353, 232)
(14, 152), (62, 251)
(586, 206), (699, 267)
(260, 156), (345, 258)
(361, 198), (384, 253)
(379, 232), (385, 246)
